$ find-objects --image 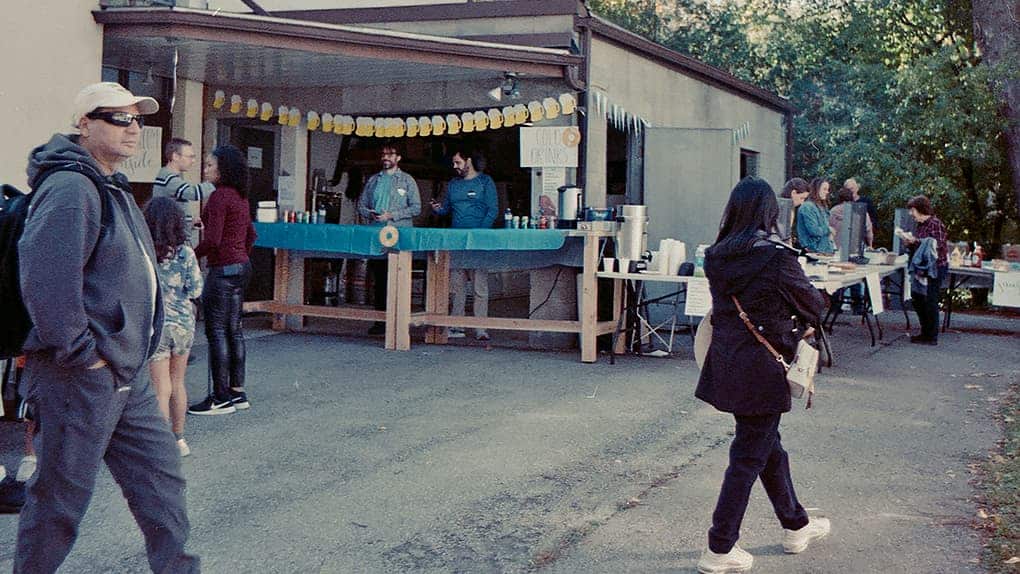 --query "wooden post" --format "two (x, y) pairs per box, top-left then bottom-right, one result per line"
(384, 252), (399, 350)
(580, 233), (599, 363)
(425, 251), (451, 344)
(272, 249), (290, 331)
(394, 250), (412, 351)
